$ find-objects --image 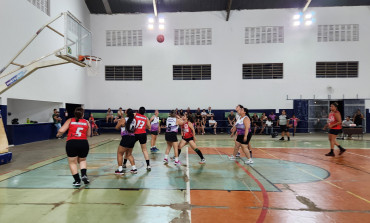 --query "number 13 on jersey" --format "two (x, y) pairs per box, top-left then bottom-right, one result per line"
(136, 120), (146, 129)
